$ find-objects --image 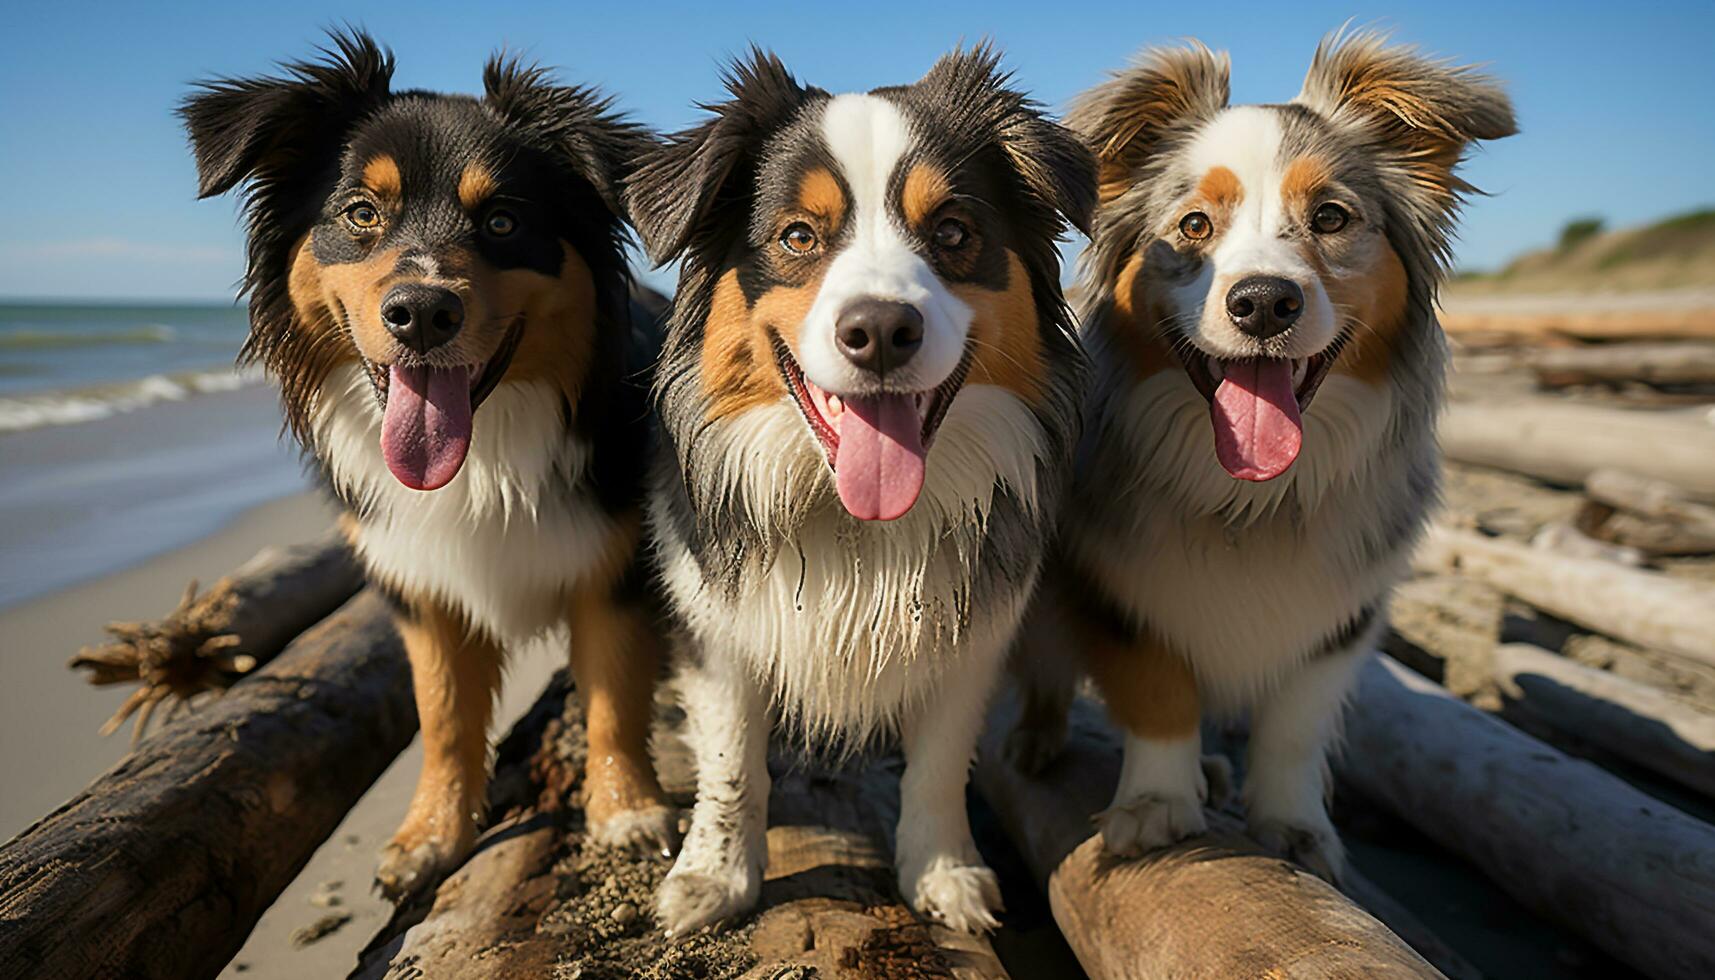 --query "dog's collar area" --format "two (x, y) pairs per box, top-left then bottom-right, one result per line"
(769, 331), (971, 470)
(361, 318), (526, 412)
